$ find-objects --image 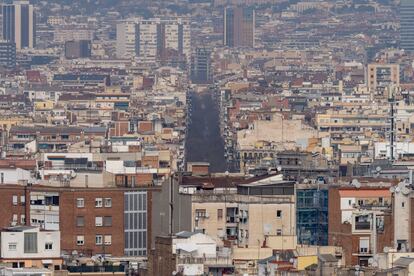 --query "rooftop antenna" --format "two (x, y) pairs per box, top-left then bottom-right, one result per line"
(388, 85), (396, 162)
